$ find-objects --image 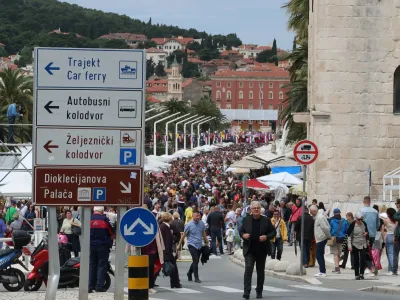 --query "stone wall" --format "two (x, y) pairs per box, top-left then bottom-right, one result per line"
(308, 0), (400, 201)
